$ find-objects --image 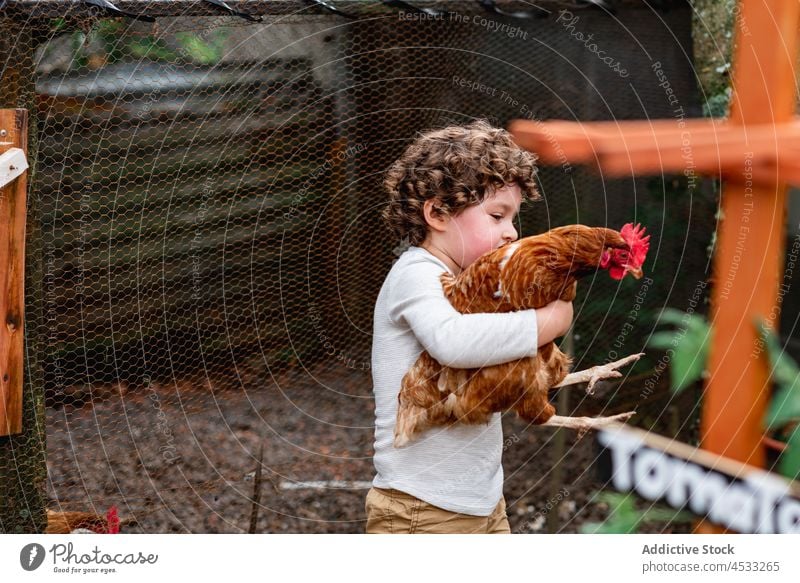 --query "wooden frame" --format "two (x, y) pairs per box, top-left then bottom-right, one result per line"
(509, 0), (800, 532)
(0, 108), (28, 437)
